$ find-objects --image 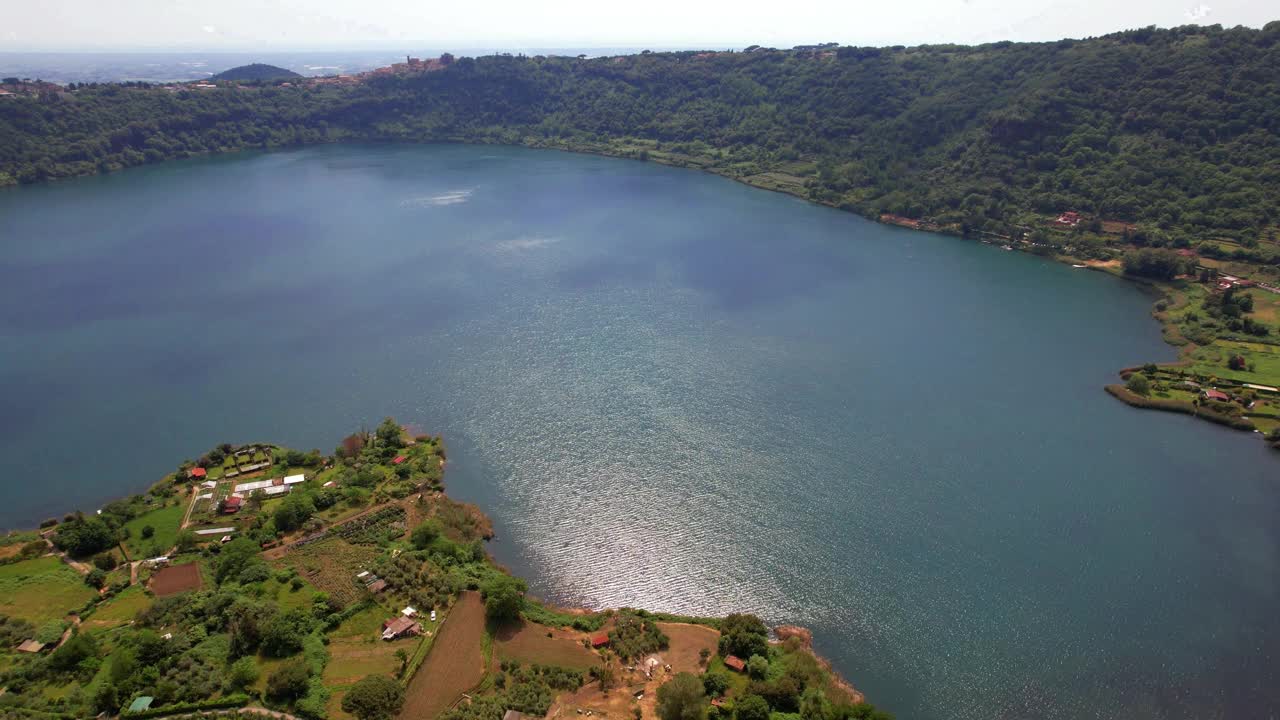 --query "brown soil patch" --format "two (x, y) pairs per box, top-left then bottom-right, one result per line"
(548, 676), (647, 720)
(0, 545), (27, 561)
(774, 625), (812, 647)
(545, 624), (717, 720)
(1084, 259), (1122, 270)
(494, 620), (598, 670)
(149, 562), (202, 596)
(656, 623), (719, 674)
(400, 590), (486, 720)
